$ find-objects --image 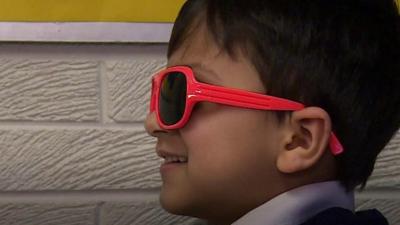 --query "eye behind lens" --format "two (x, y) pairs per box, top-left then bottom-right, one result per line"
(159, 72), (187, 125)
